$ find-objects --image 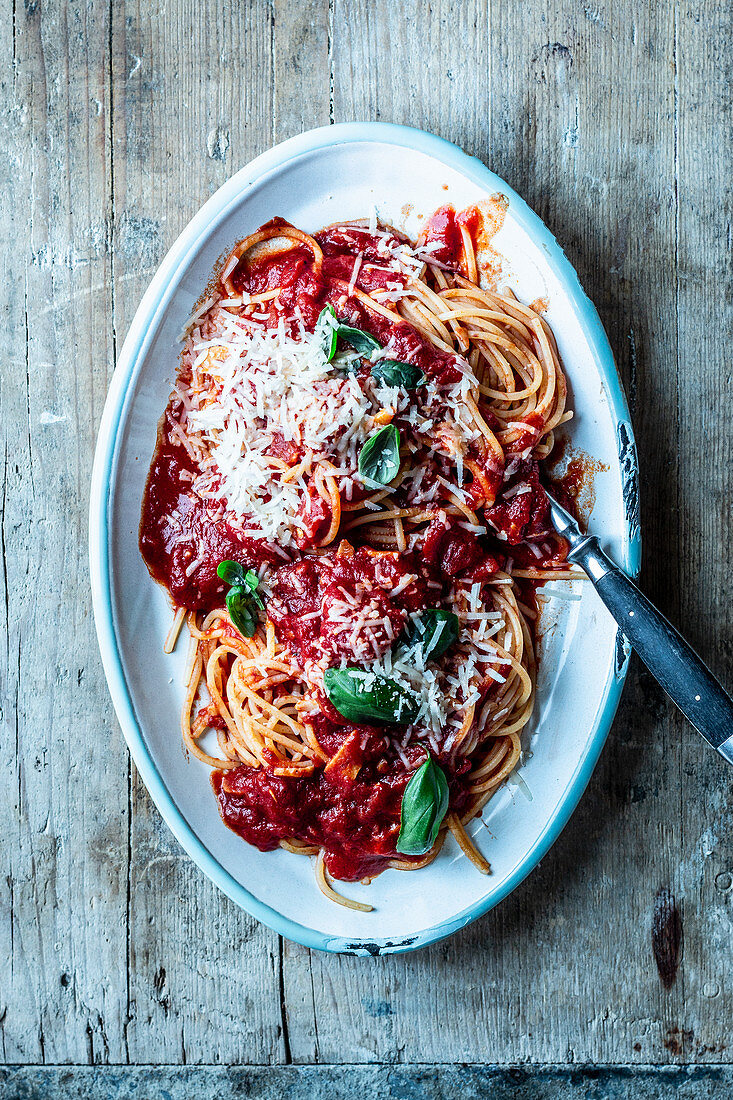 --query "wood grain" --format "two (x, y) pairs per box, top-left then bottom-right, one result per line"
(1, 0), (731, 1077)
(107, 0), (284, 1064)
(0, 0), (127, 1064)
(674, 0), (733, 1057)
(284, 0), (716, 1065)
